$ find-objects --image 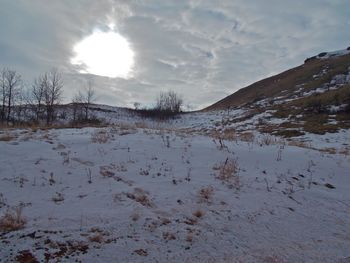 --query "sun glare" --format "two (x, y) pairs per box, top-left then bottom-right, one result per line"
(71, 30), (134, 78)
